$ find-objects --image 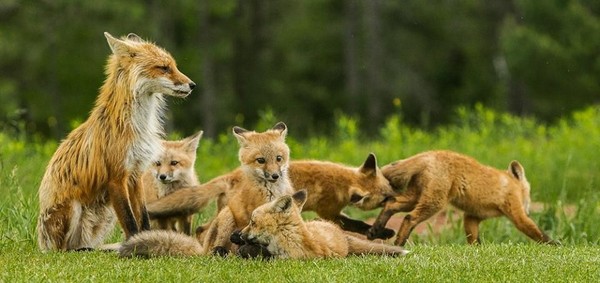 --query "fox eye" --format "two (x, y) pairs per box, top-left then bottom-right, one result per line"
(170, 160), (179, 166)
(256, 158), (266, 164)
(276, 155), (283, 162)
(157, 65), (171, 73)
(155, 161), (161, 166)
